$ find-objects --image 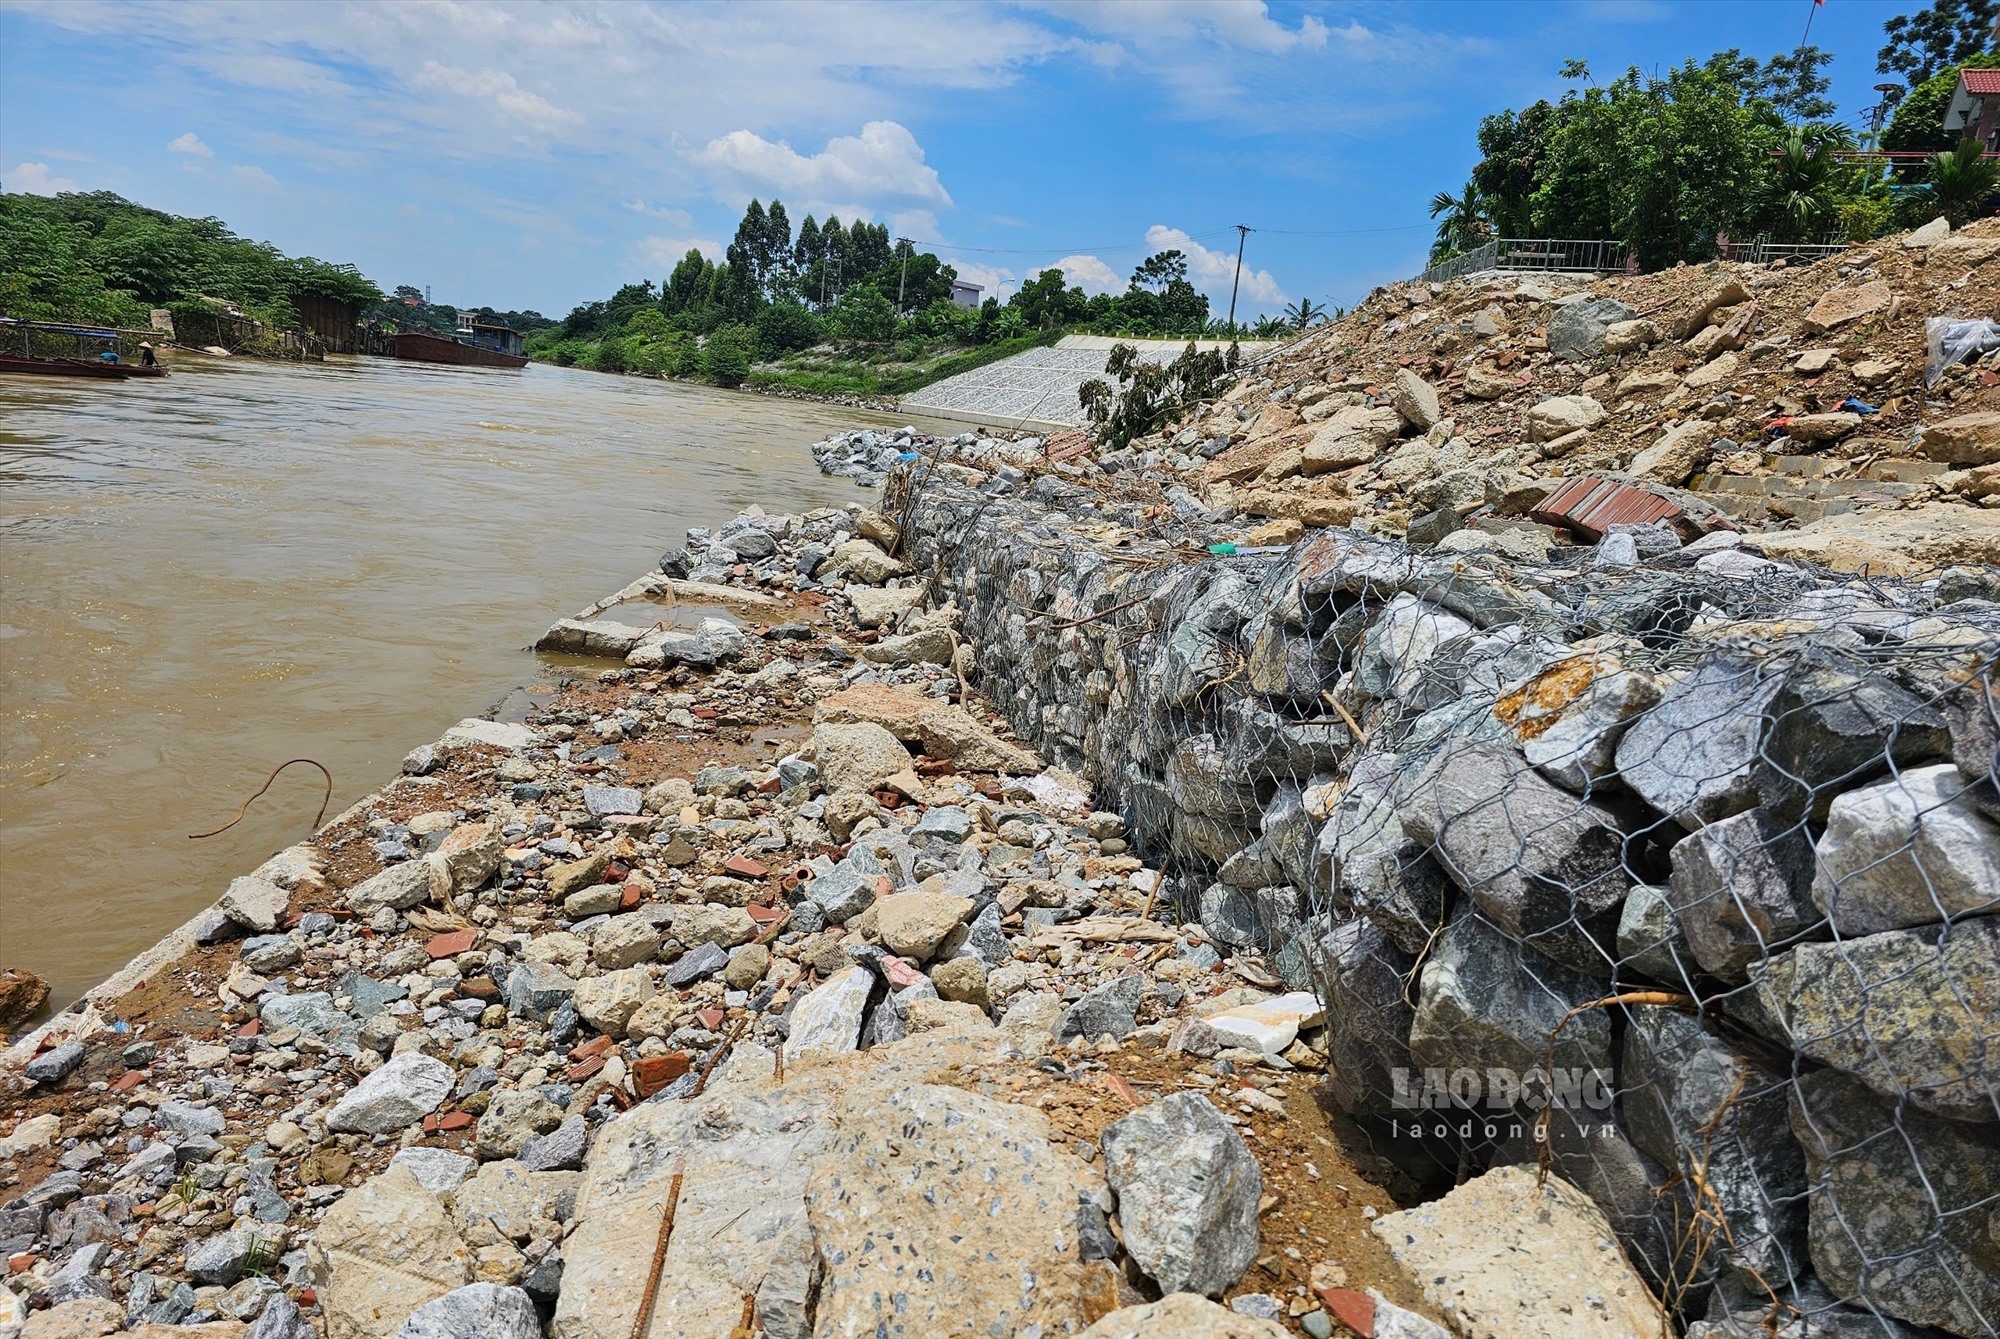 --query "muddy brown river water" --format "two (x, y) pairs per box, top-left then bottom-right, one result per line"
(0, 354), (934, 1011)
